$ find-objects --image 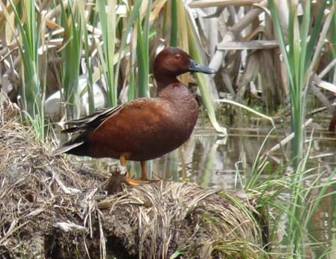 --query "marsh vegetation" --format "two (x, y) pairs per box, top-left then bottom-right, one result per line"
(0, 0), (336, 258)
